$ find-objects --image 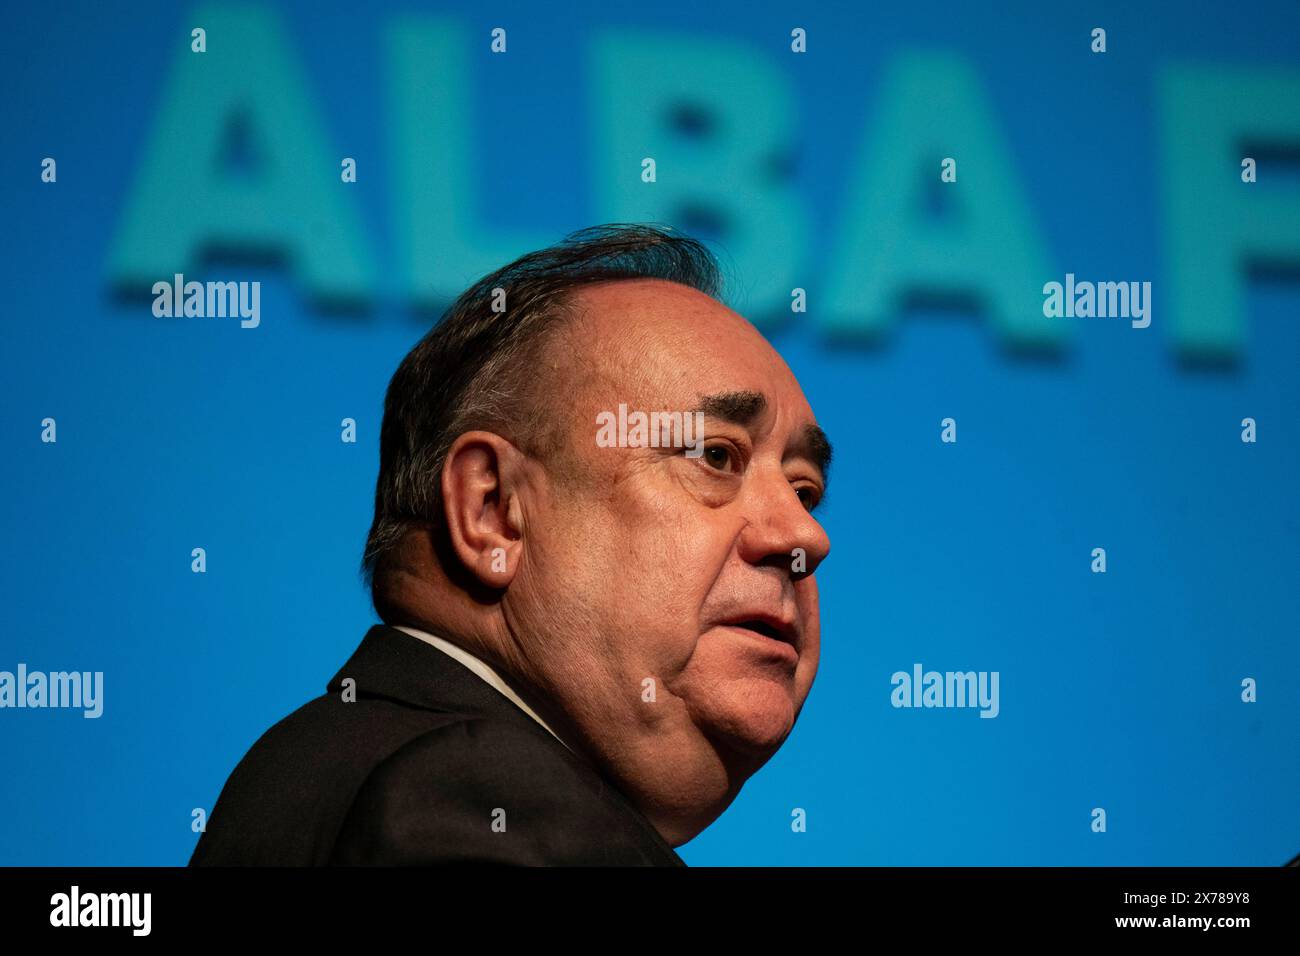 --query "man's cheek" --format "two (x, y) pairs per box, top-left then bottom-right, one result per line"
(673, 467), (738, 509)
(796, 633), (820, 694)
(795, 576), (821, 624)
